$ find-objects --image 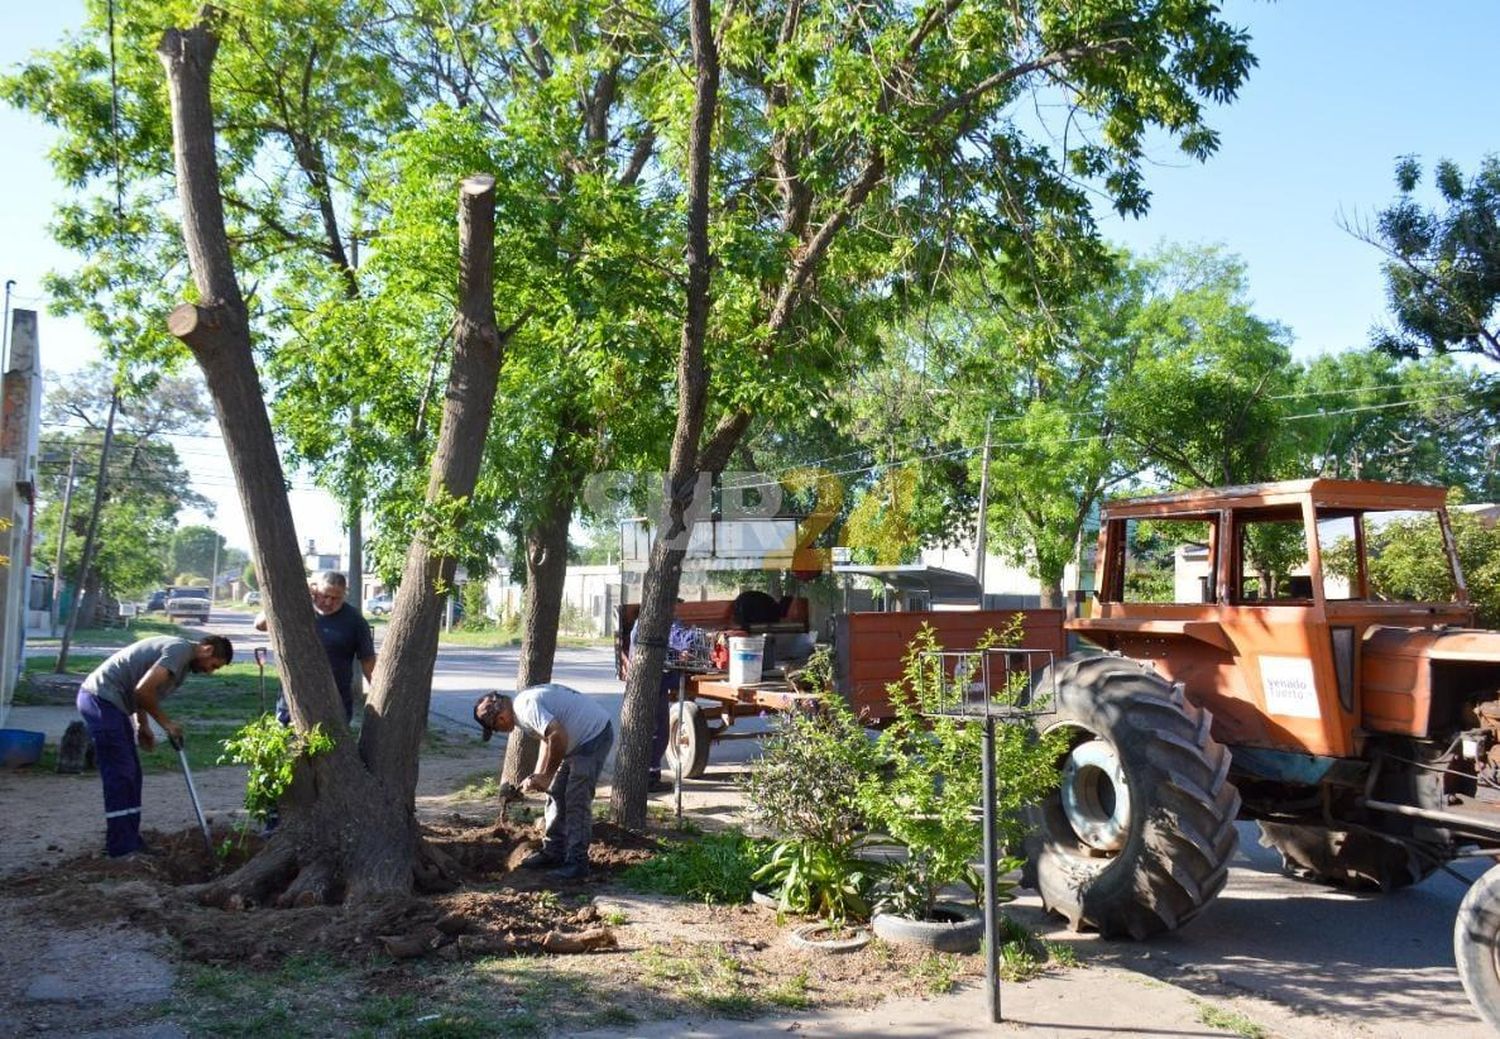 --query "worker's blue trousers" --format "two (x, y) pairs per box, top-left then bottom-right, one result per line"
(76, 691), (145, 857)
